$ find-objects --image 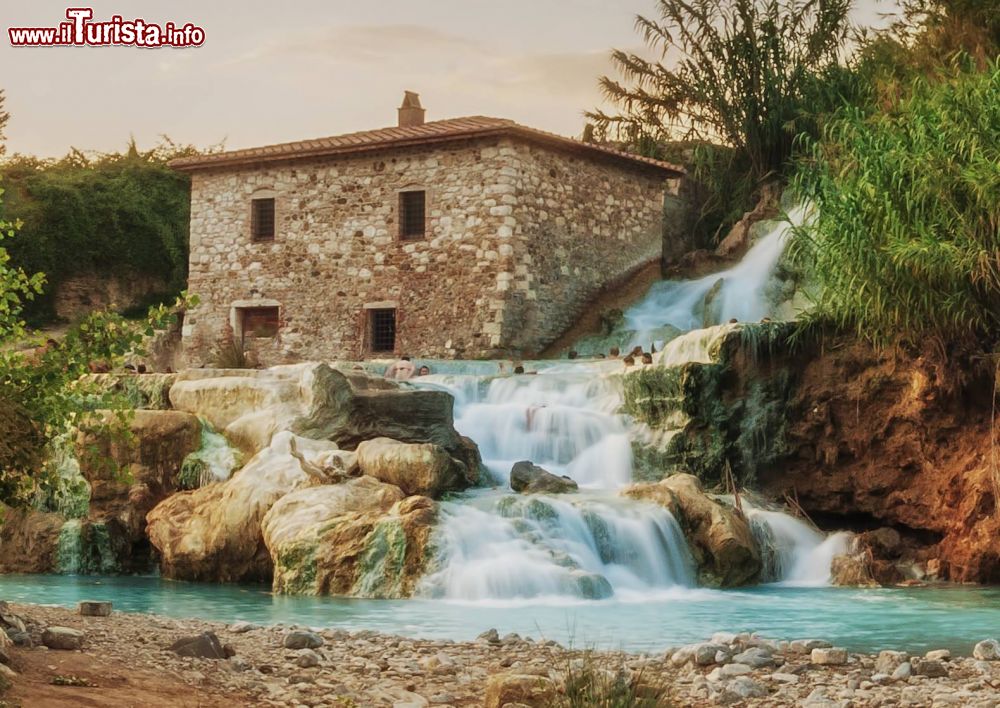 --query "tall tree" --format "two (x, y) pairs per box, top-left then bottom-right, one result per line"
(590, 0), (853, 181)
